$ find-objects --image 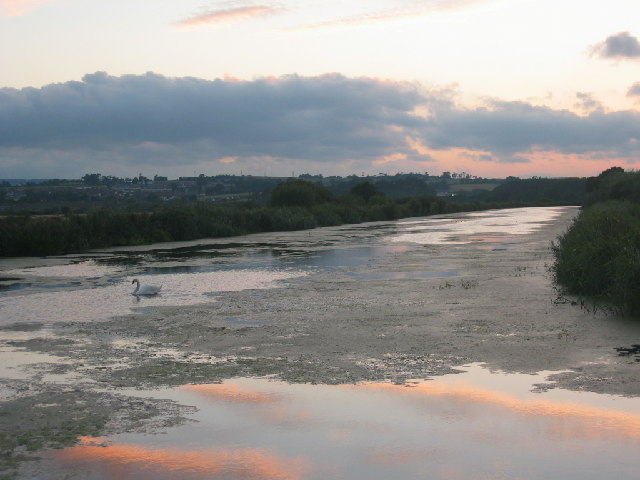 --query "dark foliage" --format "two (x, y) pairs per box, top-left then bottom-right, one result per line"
(1, 174), (587, 258)
(585, 167), (640, 206)
(268, 180), (333, 207)
(482, 177), (587, 205)
(552, 168), (640, 316)
(349, 182), (381, 202)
